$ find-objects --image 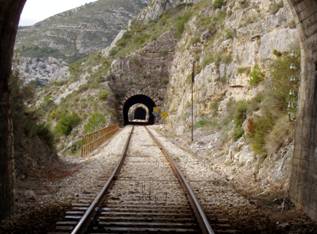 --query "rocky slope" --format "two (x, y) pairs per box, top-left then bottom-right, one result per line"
(15, 0), (148, 84)
(160, 0), (300, 196)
